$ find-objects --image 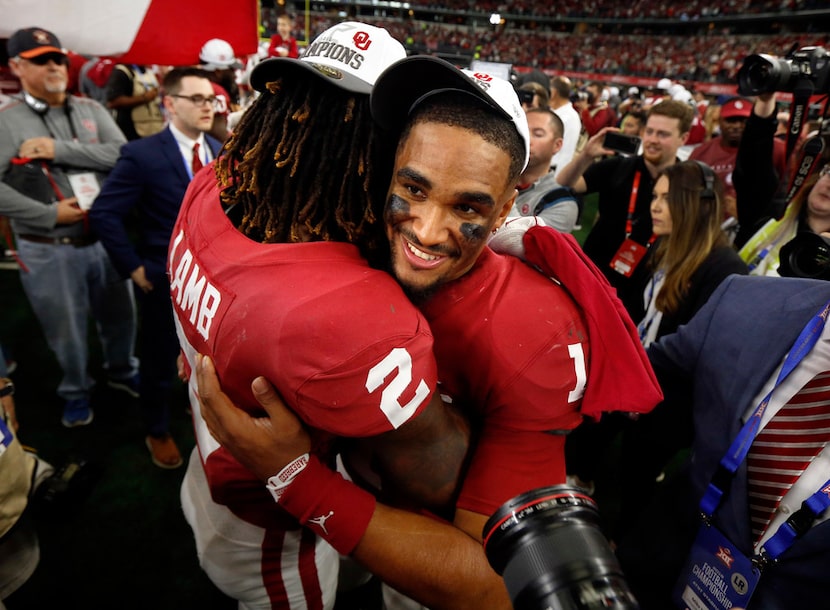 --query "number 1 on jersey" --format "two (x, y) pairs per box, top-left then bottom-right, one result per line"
(568, 343), (587, 403)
